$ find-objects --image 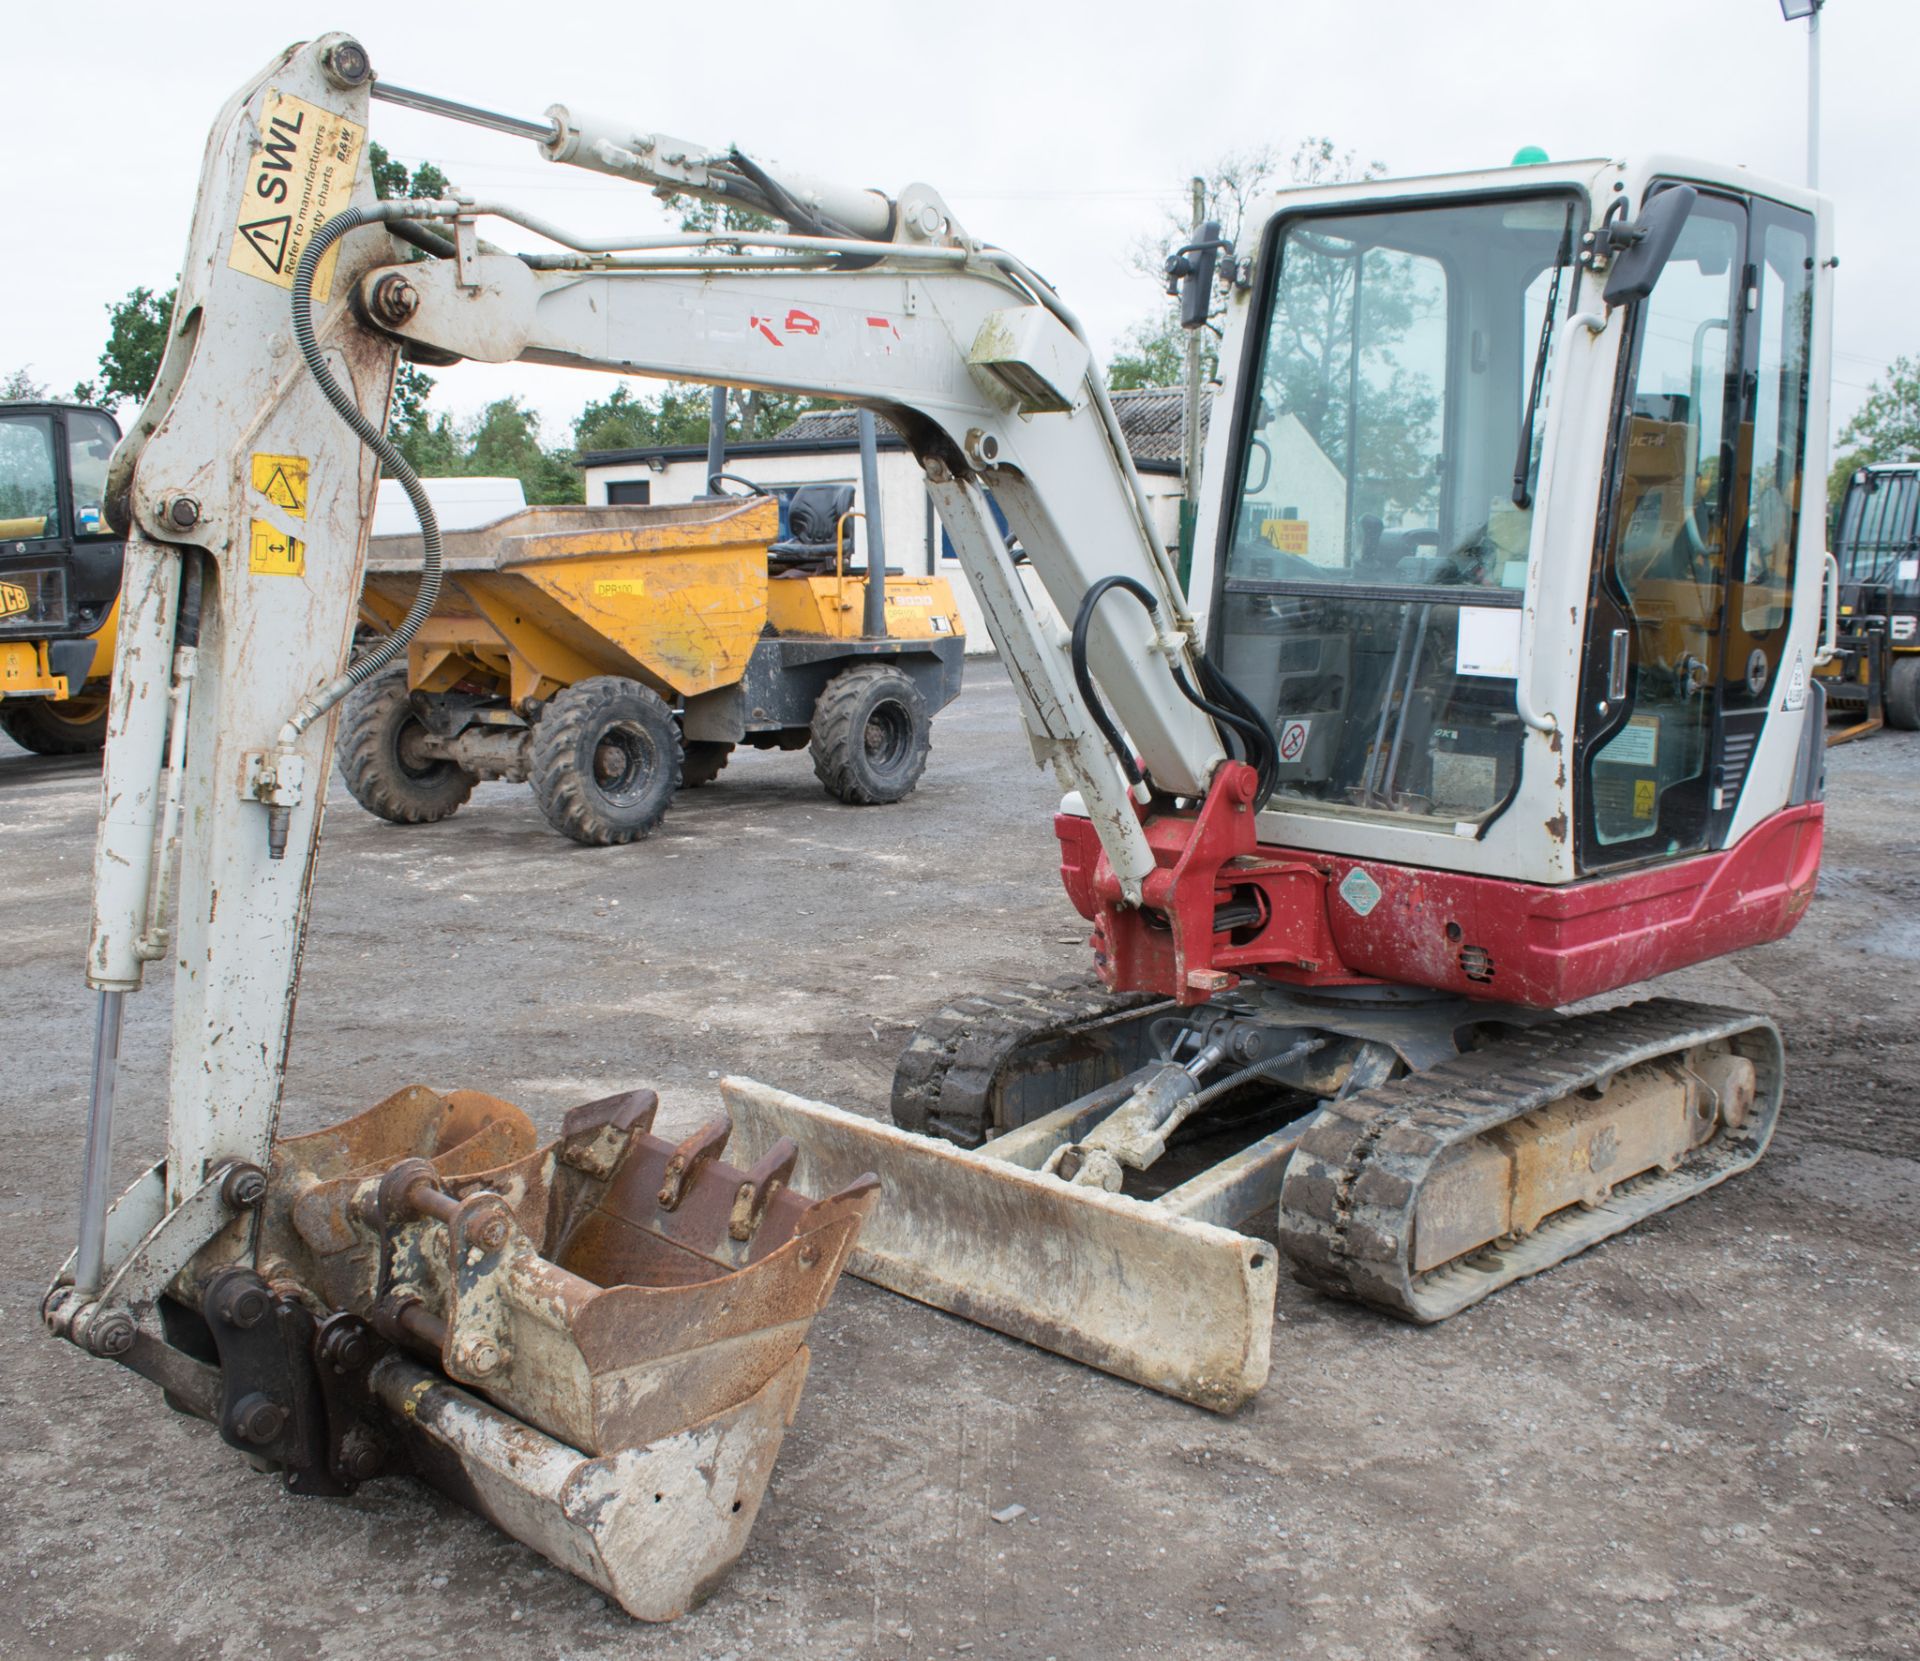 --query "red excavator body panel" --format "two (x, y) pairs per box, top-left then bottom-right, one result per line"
(1055, 774), (1822, 1010)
